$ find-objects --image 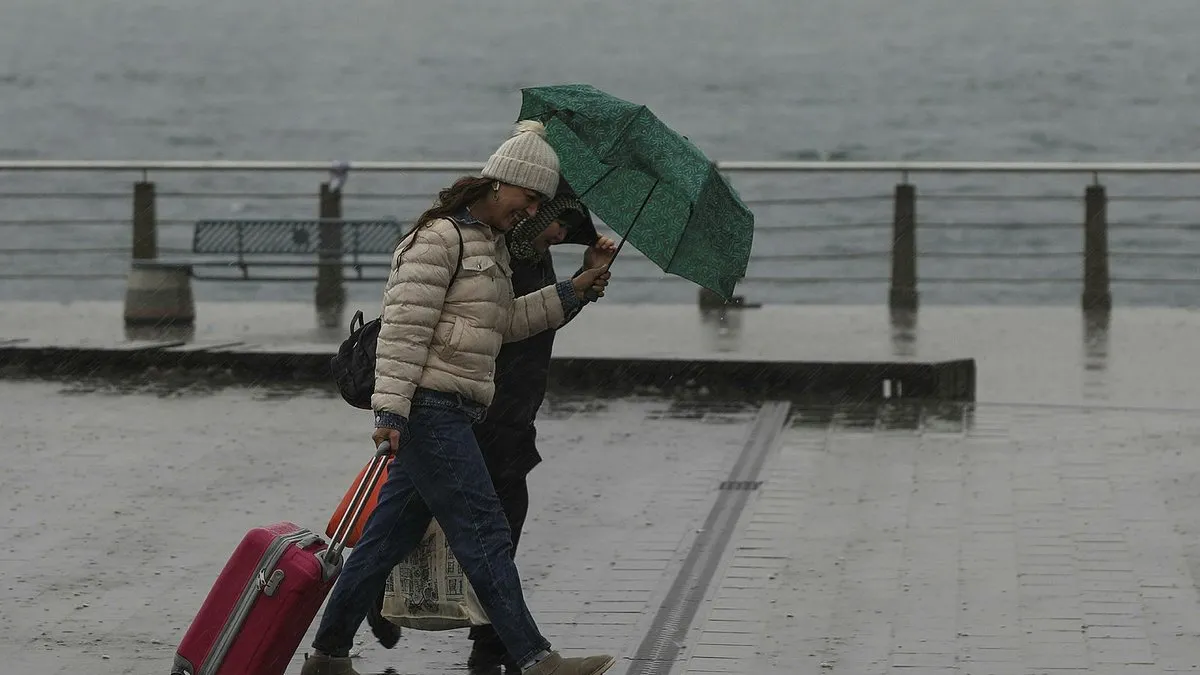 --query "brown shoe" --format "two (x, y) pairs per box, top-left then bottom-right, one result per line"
(299, 651), (360, 675)
(523, 651), (615, 675)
